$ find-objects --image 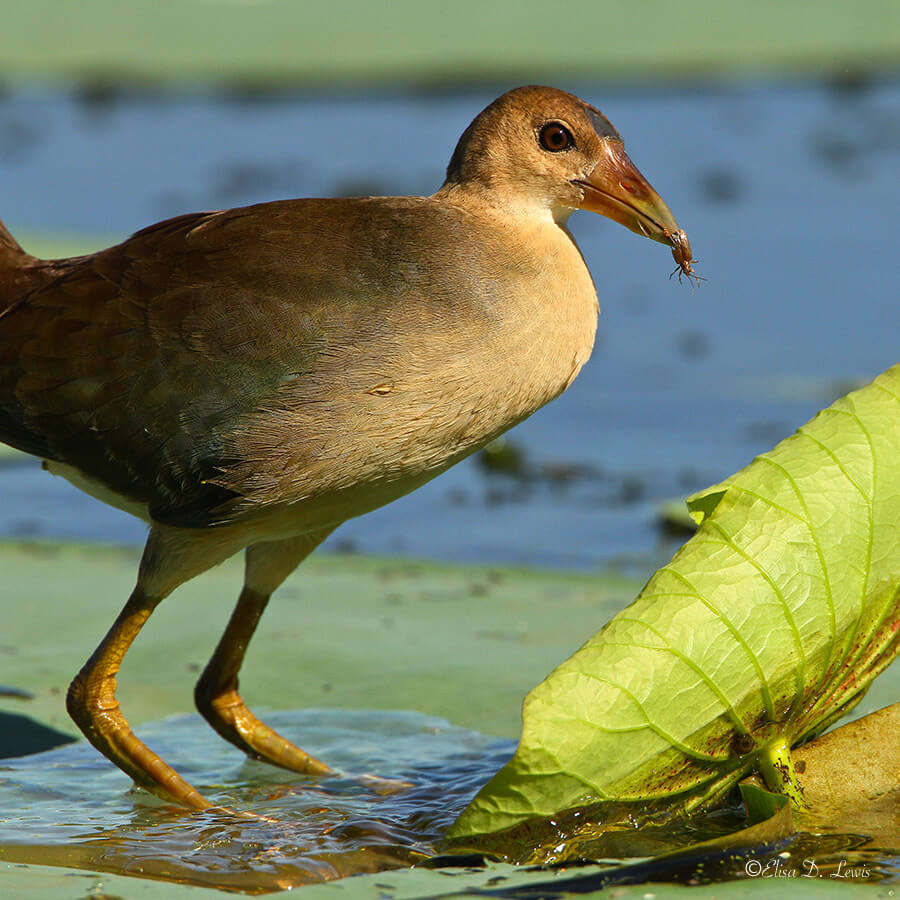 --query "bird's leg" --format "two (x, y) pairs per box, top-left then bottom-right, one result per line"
(67, 586), (213, 809)
(66, 525), (253, 809)
(194, 529), (335, 775)
(194, 586), (332, 775)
